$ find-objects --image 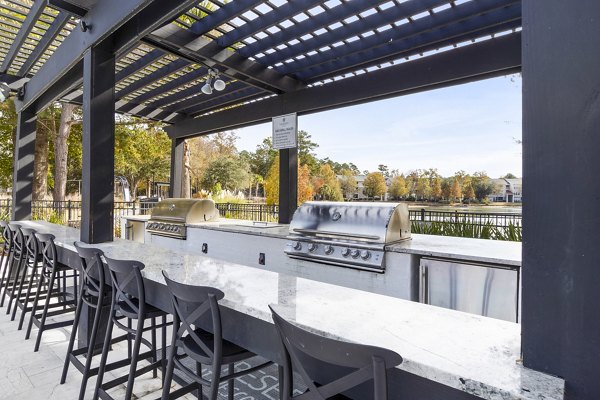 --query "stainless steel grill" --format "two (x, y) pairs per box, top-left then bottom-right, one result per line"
(285, 201), (411, 272)
(147, 199), (219, 239)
